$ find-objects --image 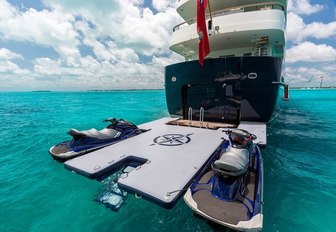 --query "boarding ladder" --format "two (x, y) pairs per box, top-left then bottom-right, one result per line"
(254, 36), (269, 56)
(188, 107), (205, 128)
